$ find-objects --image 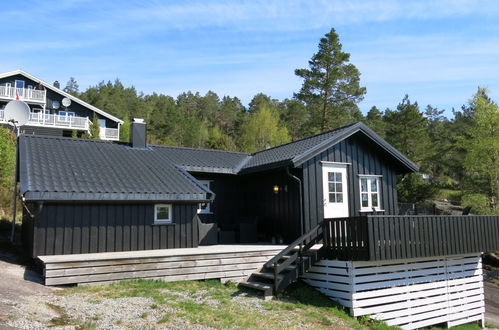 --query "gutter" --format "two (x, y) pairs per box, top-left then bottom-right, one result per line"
(286, 166), (304, 237)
